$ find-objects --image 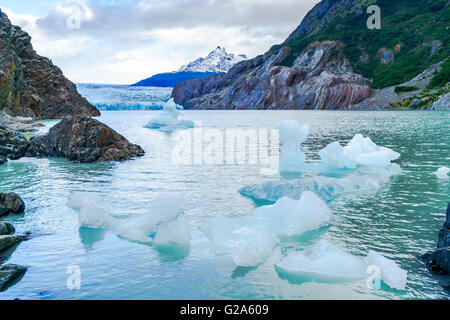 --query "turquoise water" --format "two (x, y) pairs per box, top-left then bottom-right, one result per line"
(0, 110), (449, 300)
